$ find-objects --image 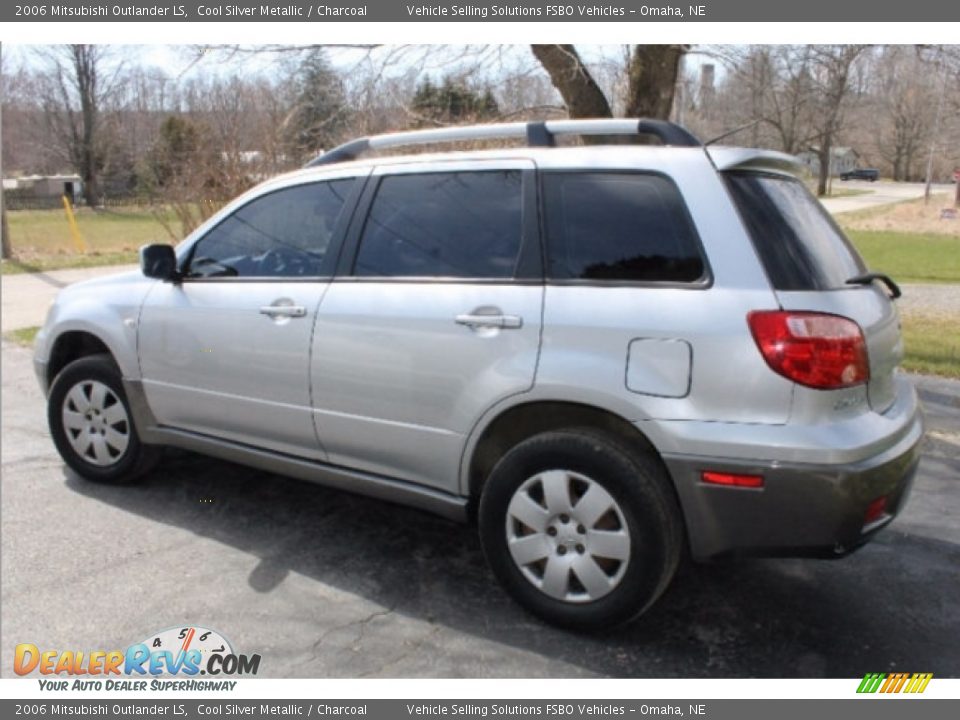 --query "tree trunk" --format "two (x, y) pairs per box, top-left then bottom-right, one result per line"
(624, 45), (687, 120)
(73, 45), (102, 207)
(530, 44), (612, 119)
(817, 142), (831, 197)
(1, 205), (11, 260)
